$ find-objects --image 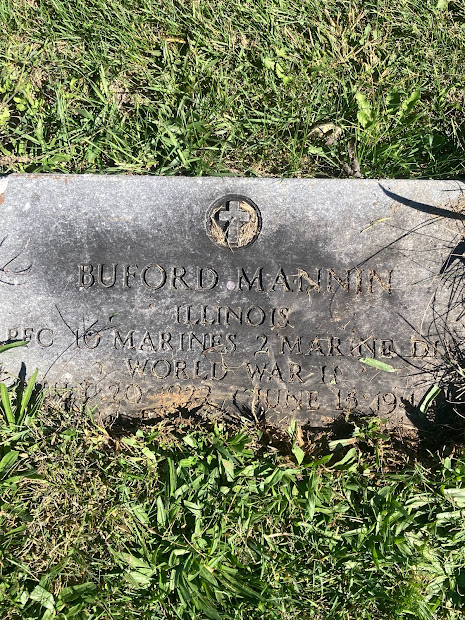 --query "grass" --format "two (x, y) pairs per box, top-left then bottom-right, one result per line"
(2, 402), (465, 620)
(0, 0), (464, 177)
